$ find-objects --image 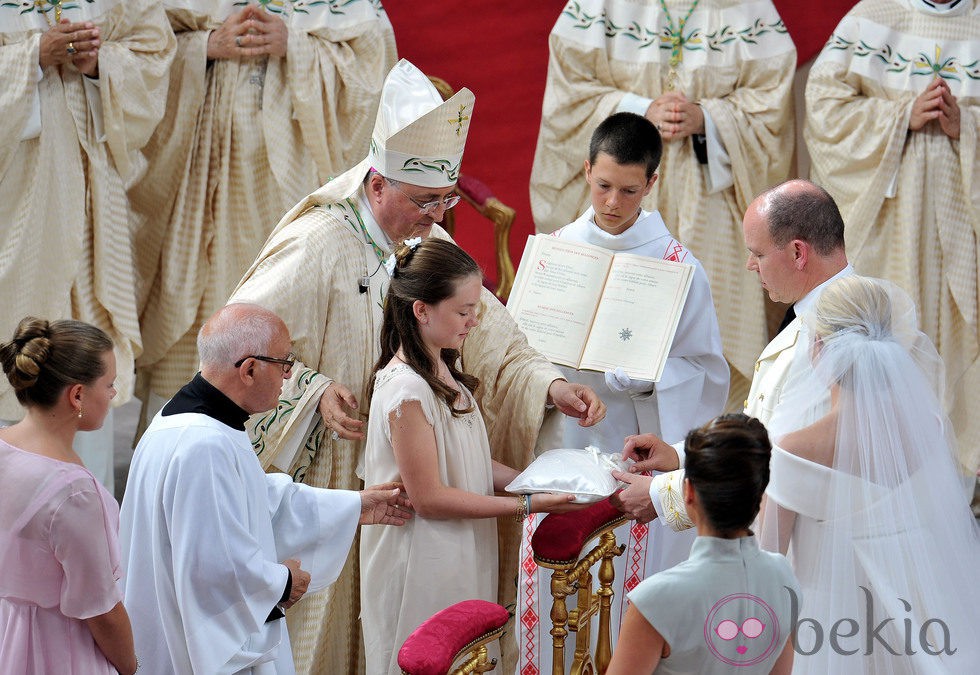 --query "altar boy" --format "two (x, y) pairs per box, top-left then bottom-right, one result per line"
(516, 112), (729, 673)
